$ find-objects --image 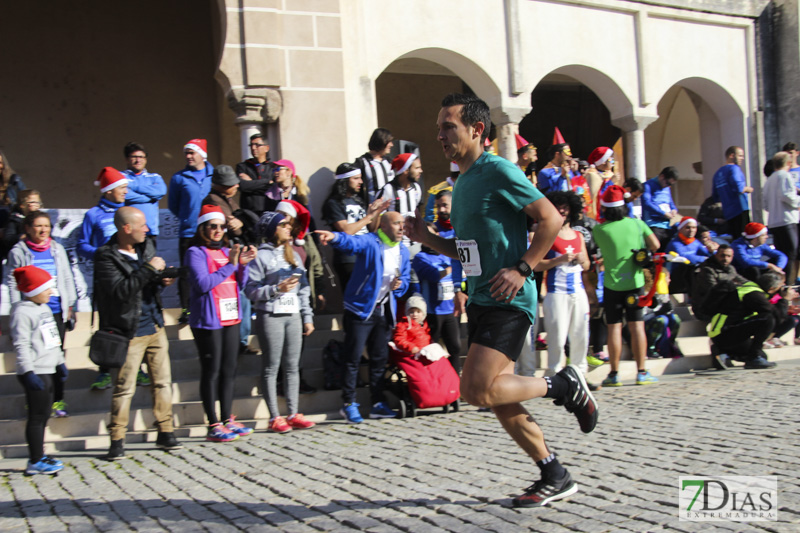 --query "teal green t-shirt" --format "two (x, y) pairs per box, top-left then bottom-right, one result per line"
(591, 217), (653, 291)
(450, 152), (545, 324)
